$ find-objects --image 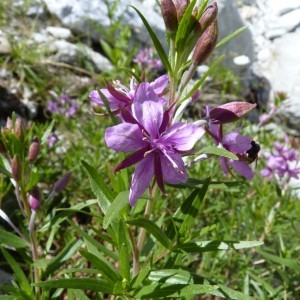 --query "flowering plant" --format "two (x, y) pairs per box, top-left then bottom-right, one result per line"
(0, 1), (268, 299)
